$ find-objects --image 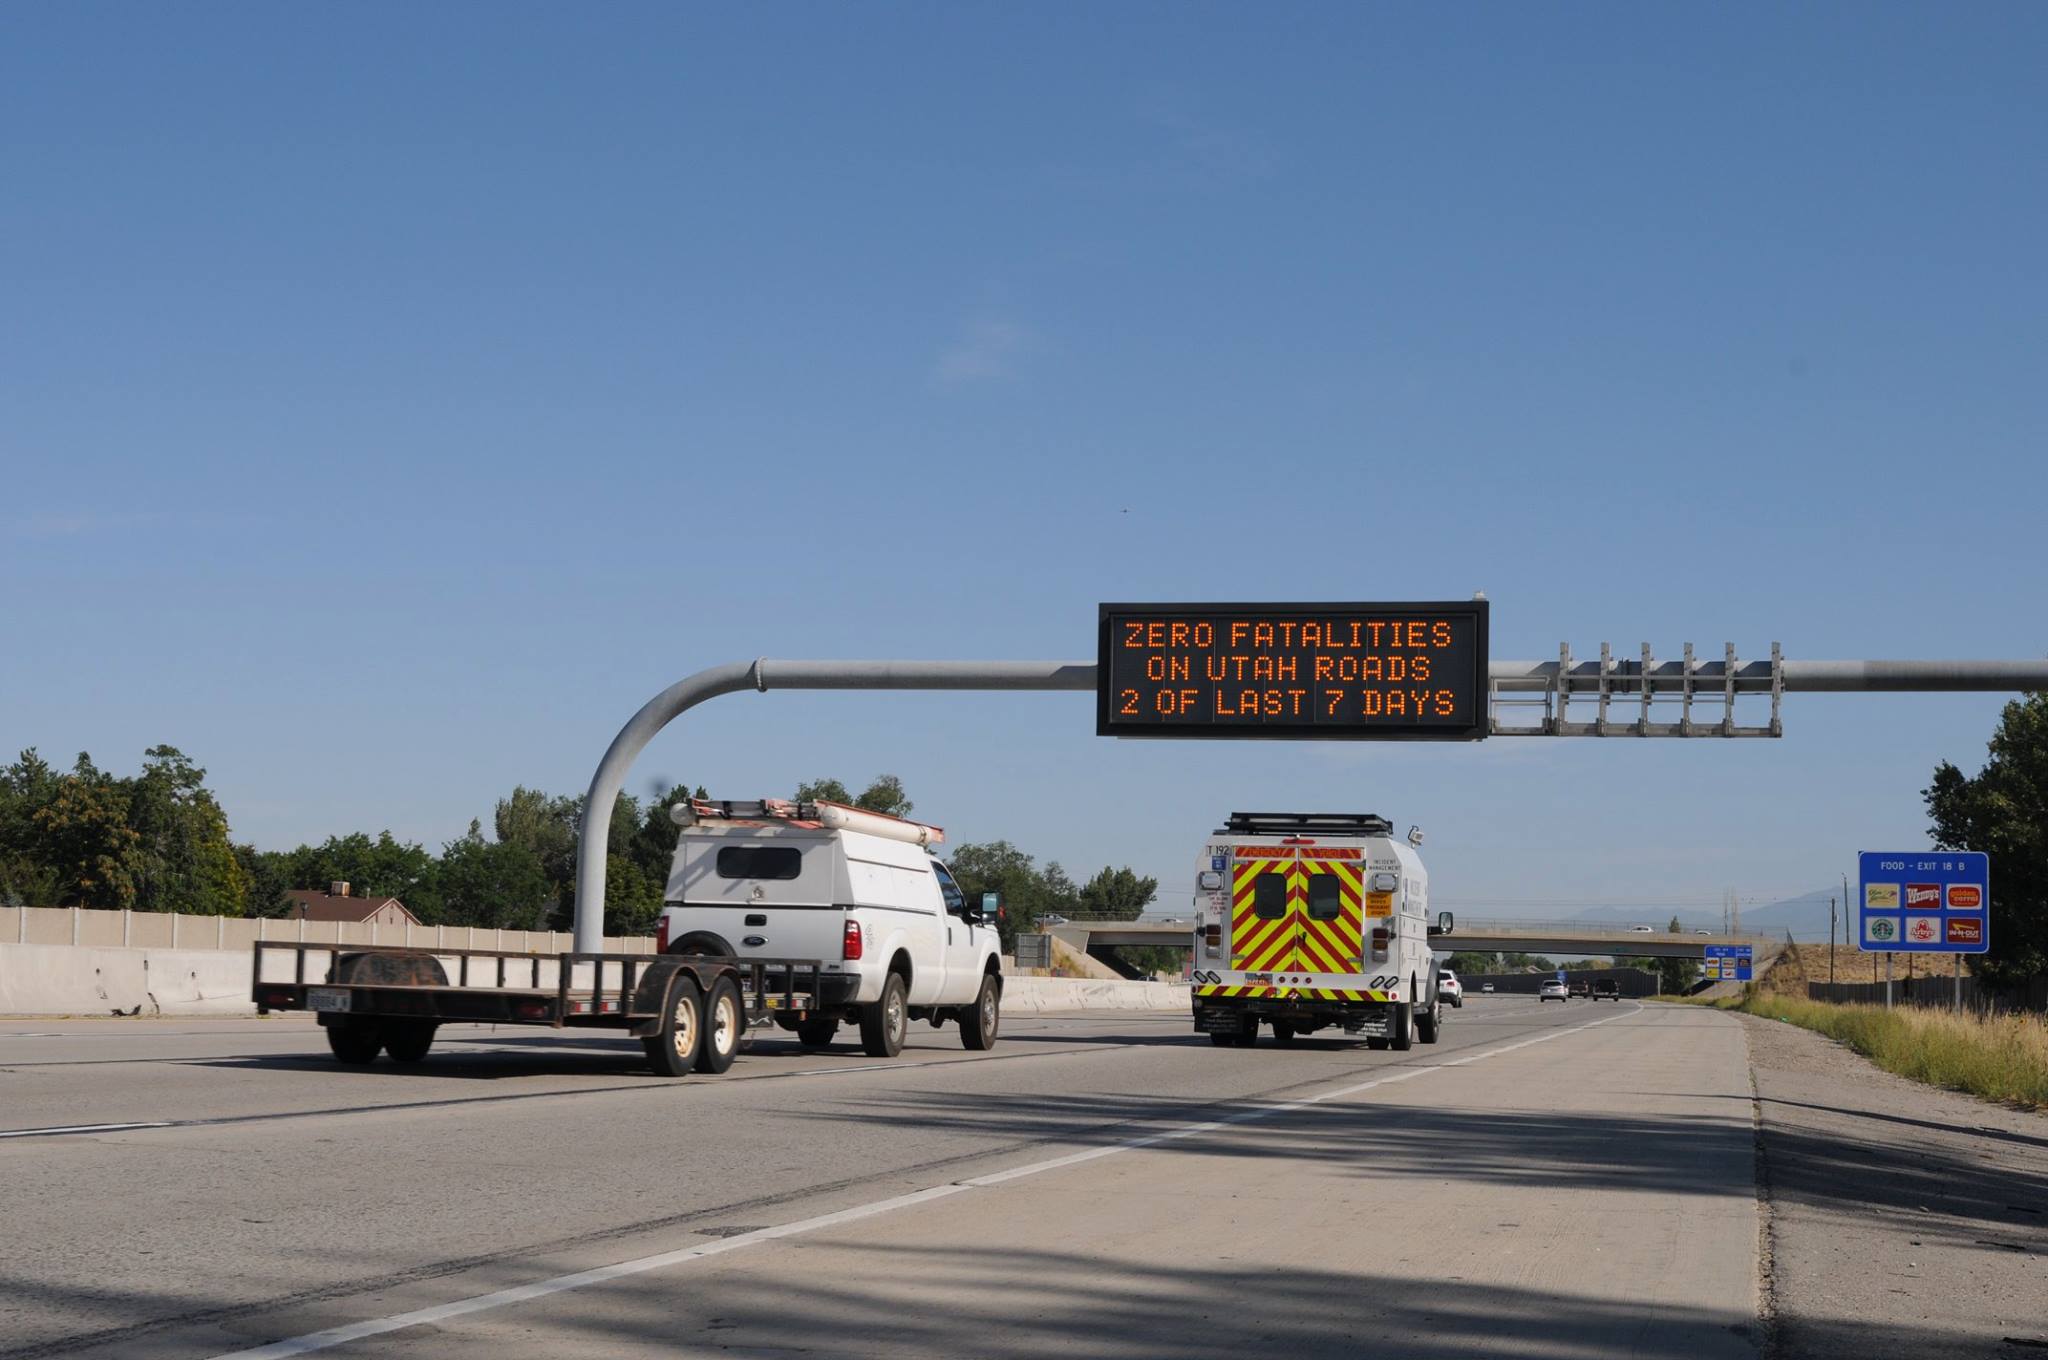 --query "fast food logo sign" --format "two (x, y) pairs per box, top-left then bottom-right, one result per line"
(1097, 601), (1489, 740)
